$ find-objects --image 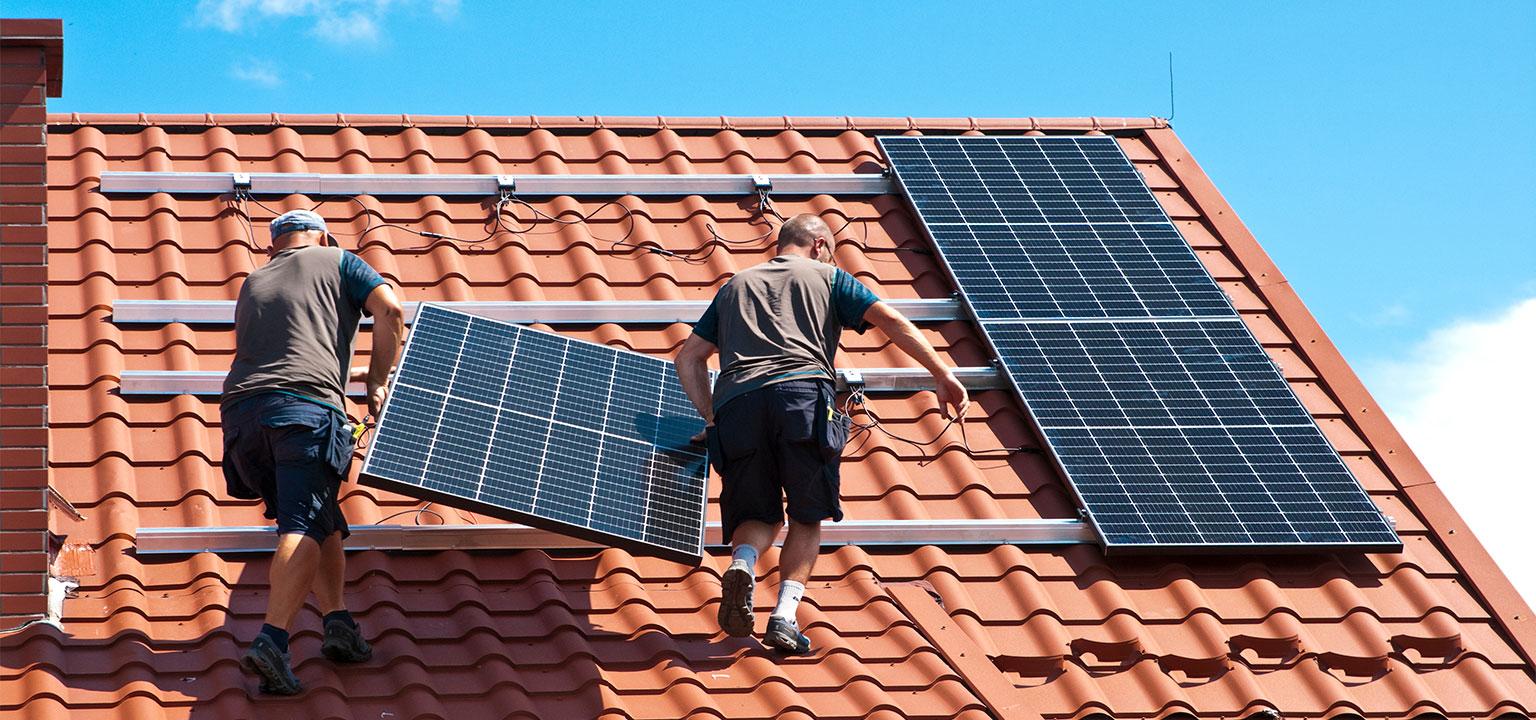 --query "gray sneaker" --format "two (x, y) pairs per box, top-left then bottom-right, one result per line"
(242, 634), (302, 695)
(717, 558), (755, 638)
(764, 615), (812, 655)
(321, 618), (373, 664)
